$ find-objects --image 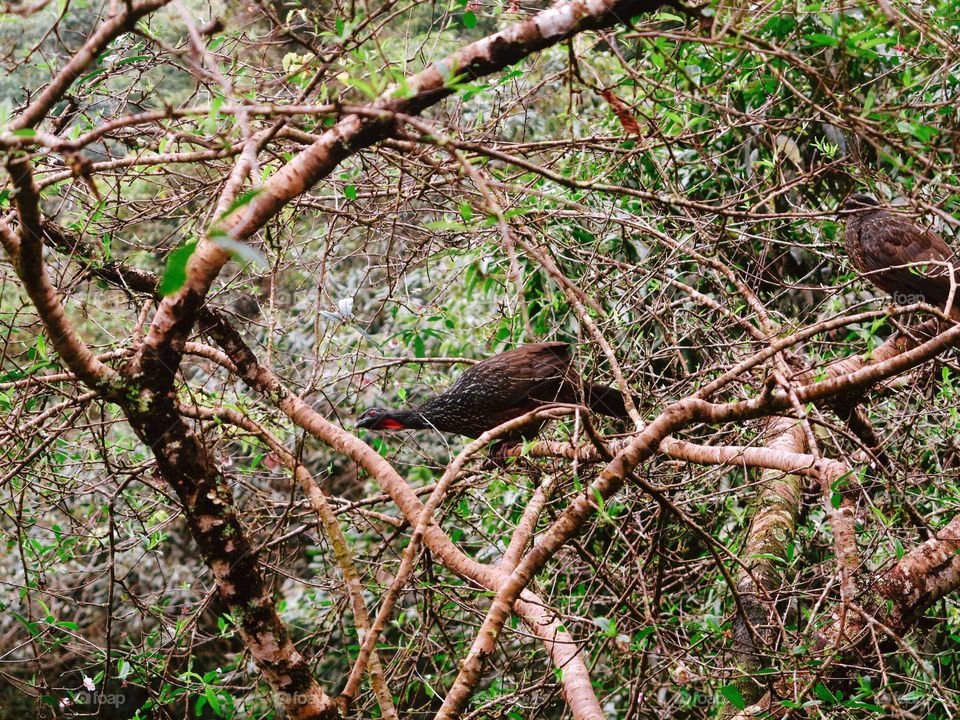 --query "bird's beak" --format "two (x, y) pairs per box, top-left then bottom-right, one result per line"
(355, 416), (374, 429)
